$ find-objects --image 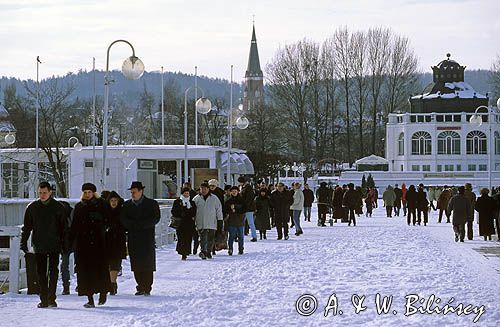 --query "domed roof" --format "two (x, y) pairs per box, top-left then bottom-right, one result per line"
(435, 53), (462, 70)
